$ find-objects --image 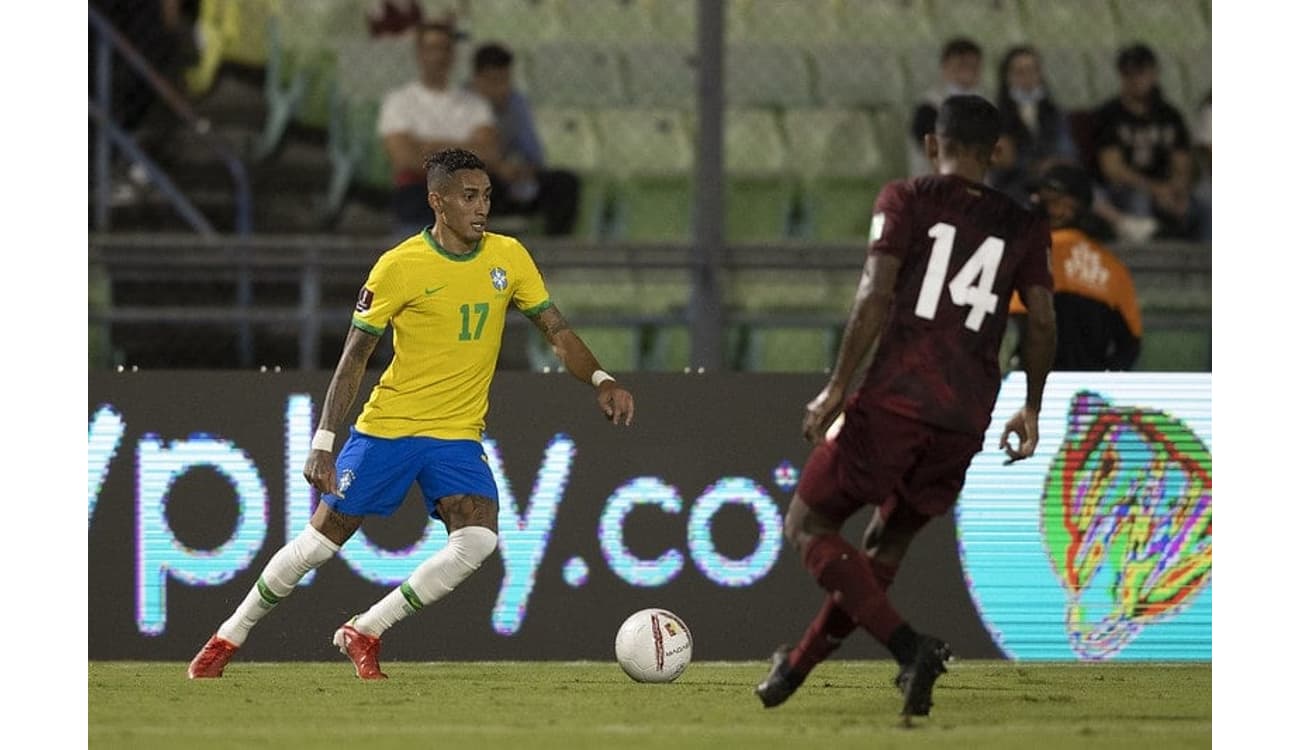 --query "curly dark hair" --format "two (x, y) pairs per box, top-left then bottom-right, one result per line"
(424, 148), (486, 191)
